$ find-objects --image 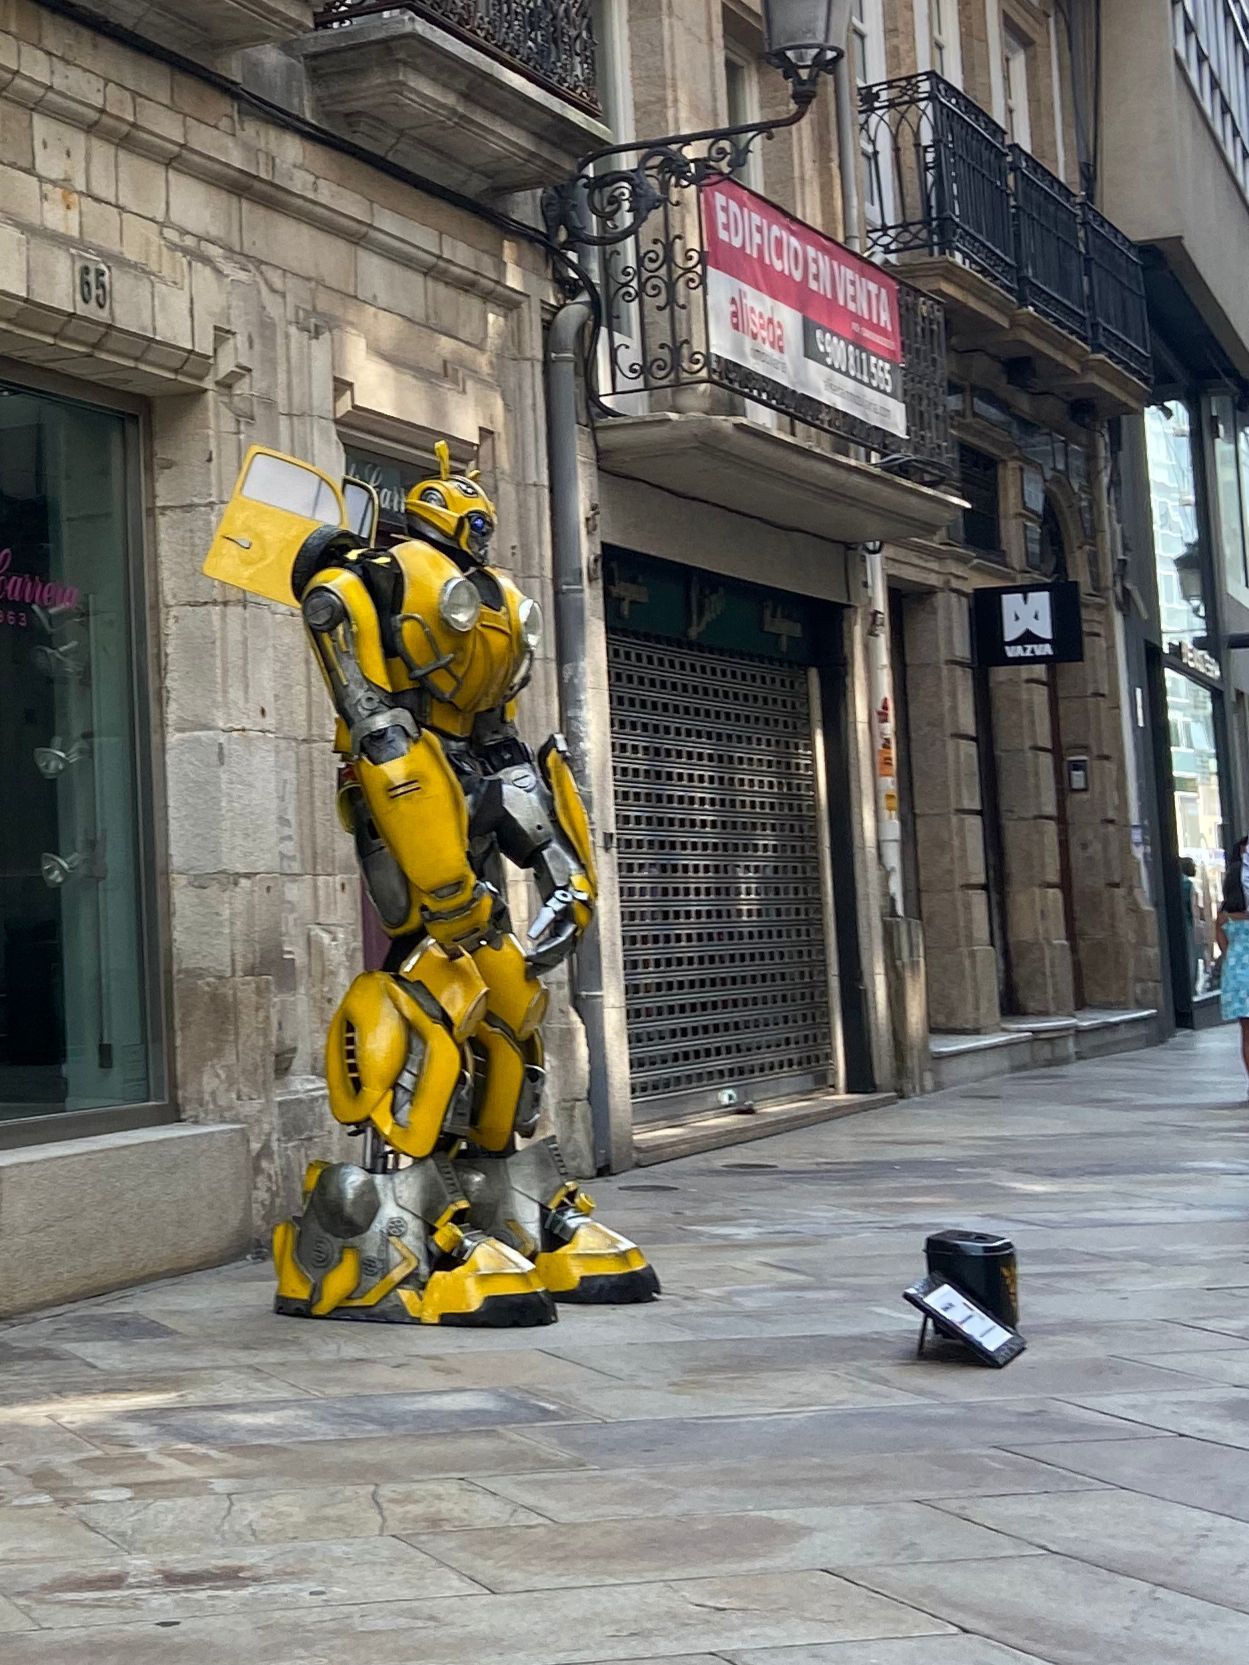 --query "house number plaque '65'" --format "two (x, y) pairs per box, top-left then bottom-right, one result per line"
(74, 256), (111, 318)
